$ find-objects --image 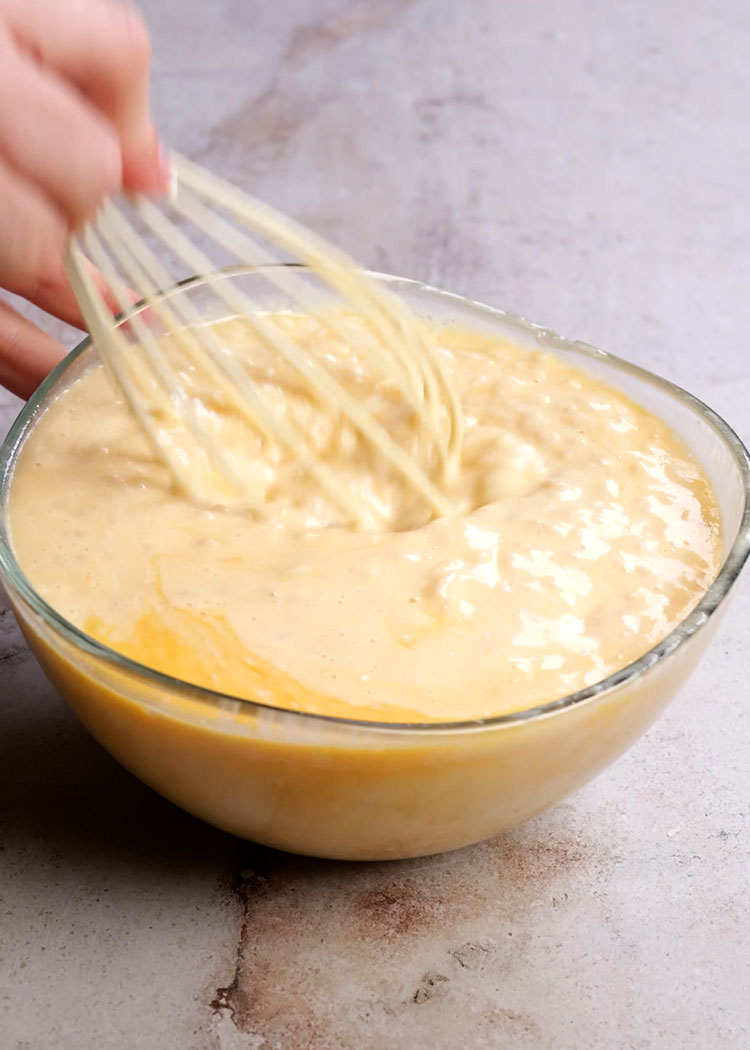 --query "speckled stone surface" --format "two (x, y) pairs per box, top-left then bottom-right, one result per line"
(1, 2), (749, 1048)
